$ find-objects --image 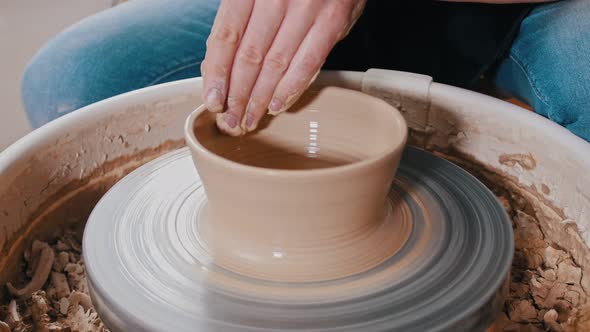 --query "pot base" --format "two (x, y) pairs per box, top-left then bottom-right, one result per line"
(83, 146), (512, 331)
(198, 195), (414, 283)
